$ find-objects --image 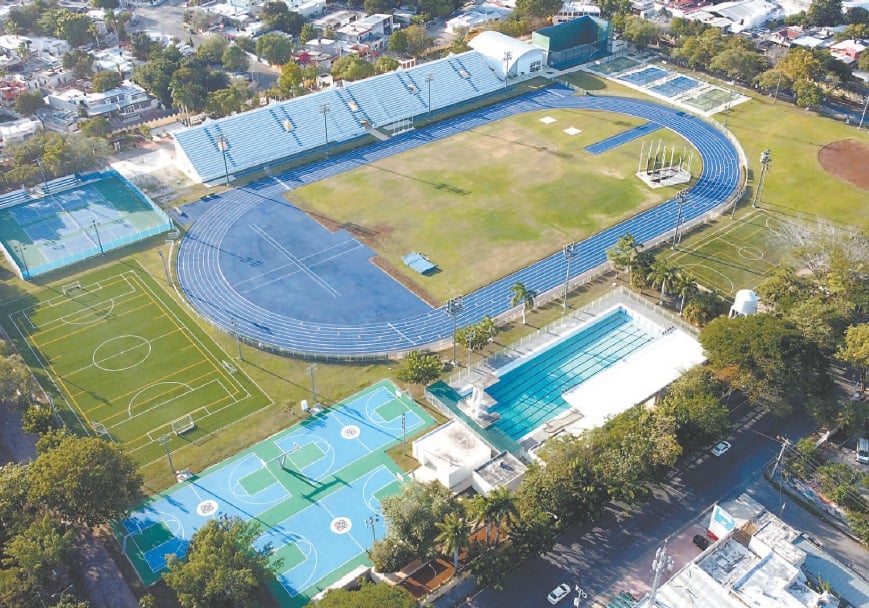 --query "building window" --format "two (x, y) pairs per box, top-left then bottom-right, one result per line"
(530, 60), (542, 72)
